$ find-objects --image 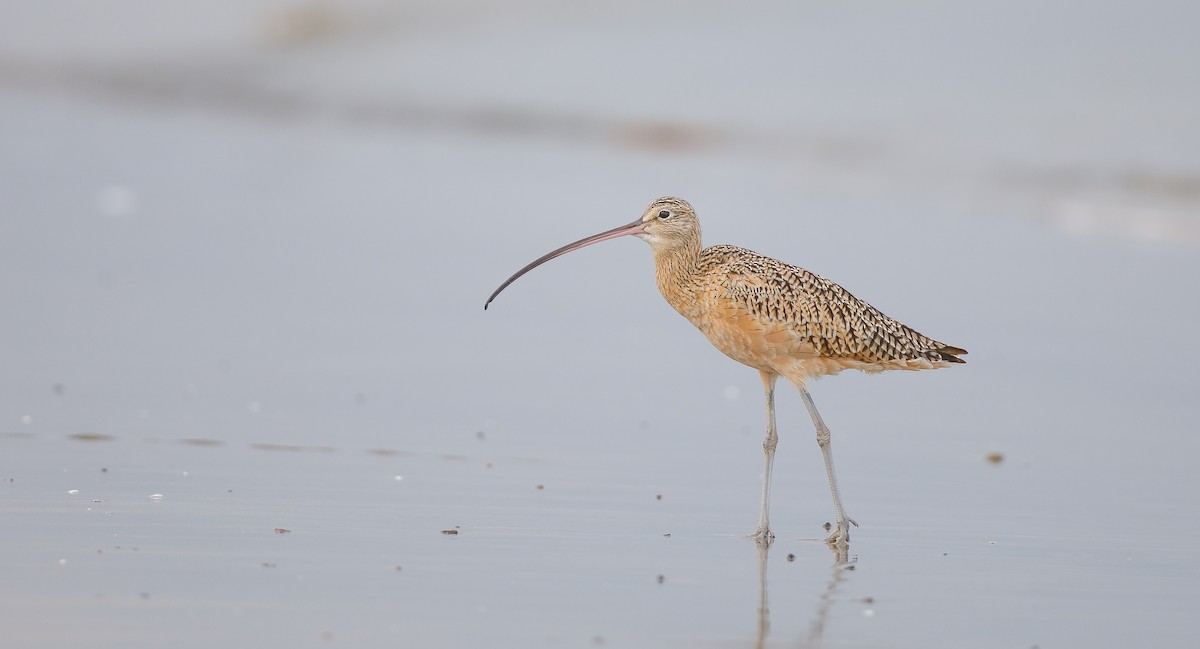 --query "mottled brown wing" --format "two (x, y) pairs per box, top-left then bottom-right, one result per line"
(703, 245), (965, 365)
